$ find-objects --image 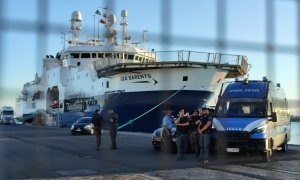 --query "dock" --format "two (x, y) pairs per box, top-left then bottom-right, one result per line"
(0, 125), (299, 180)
